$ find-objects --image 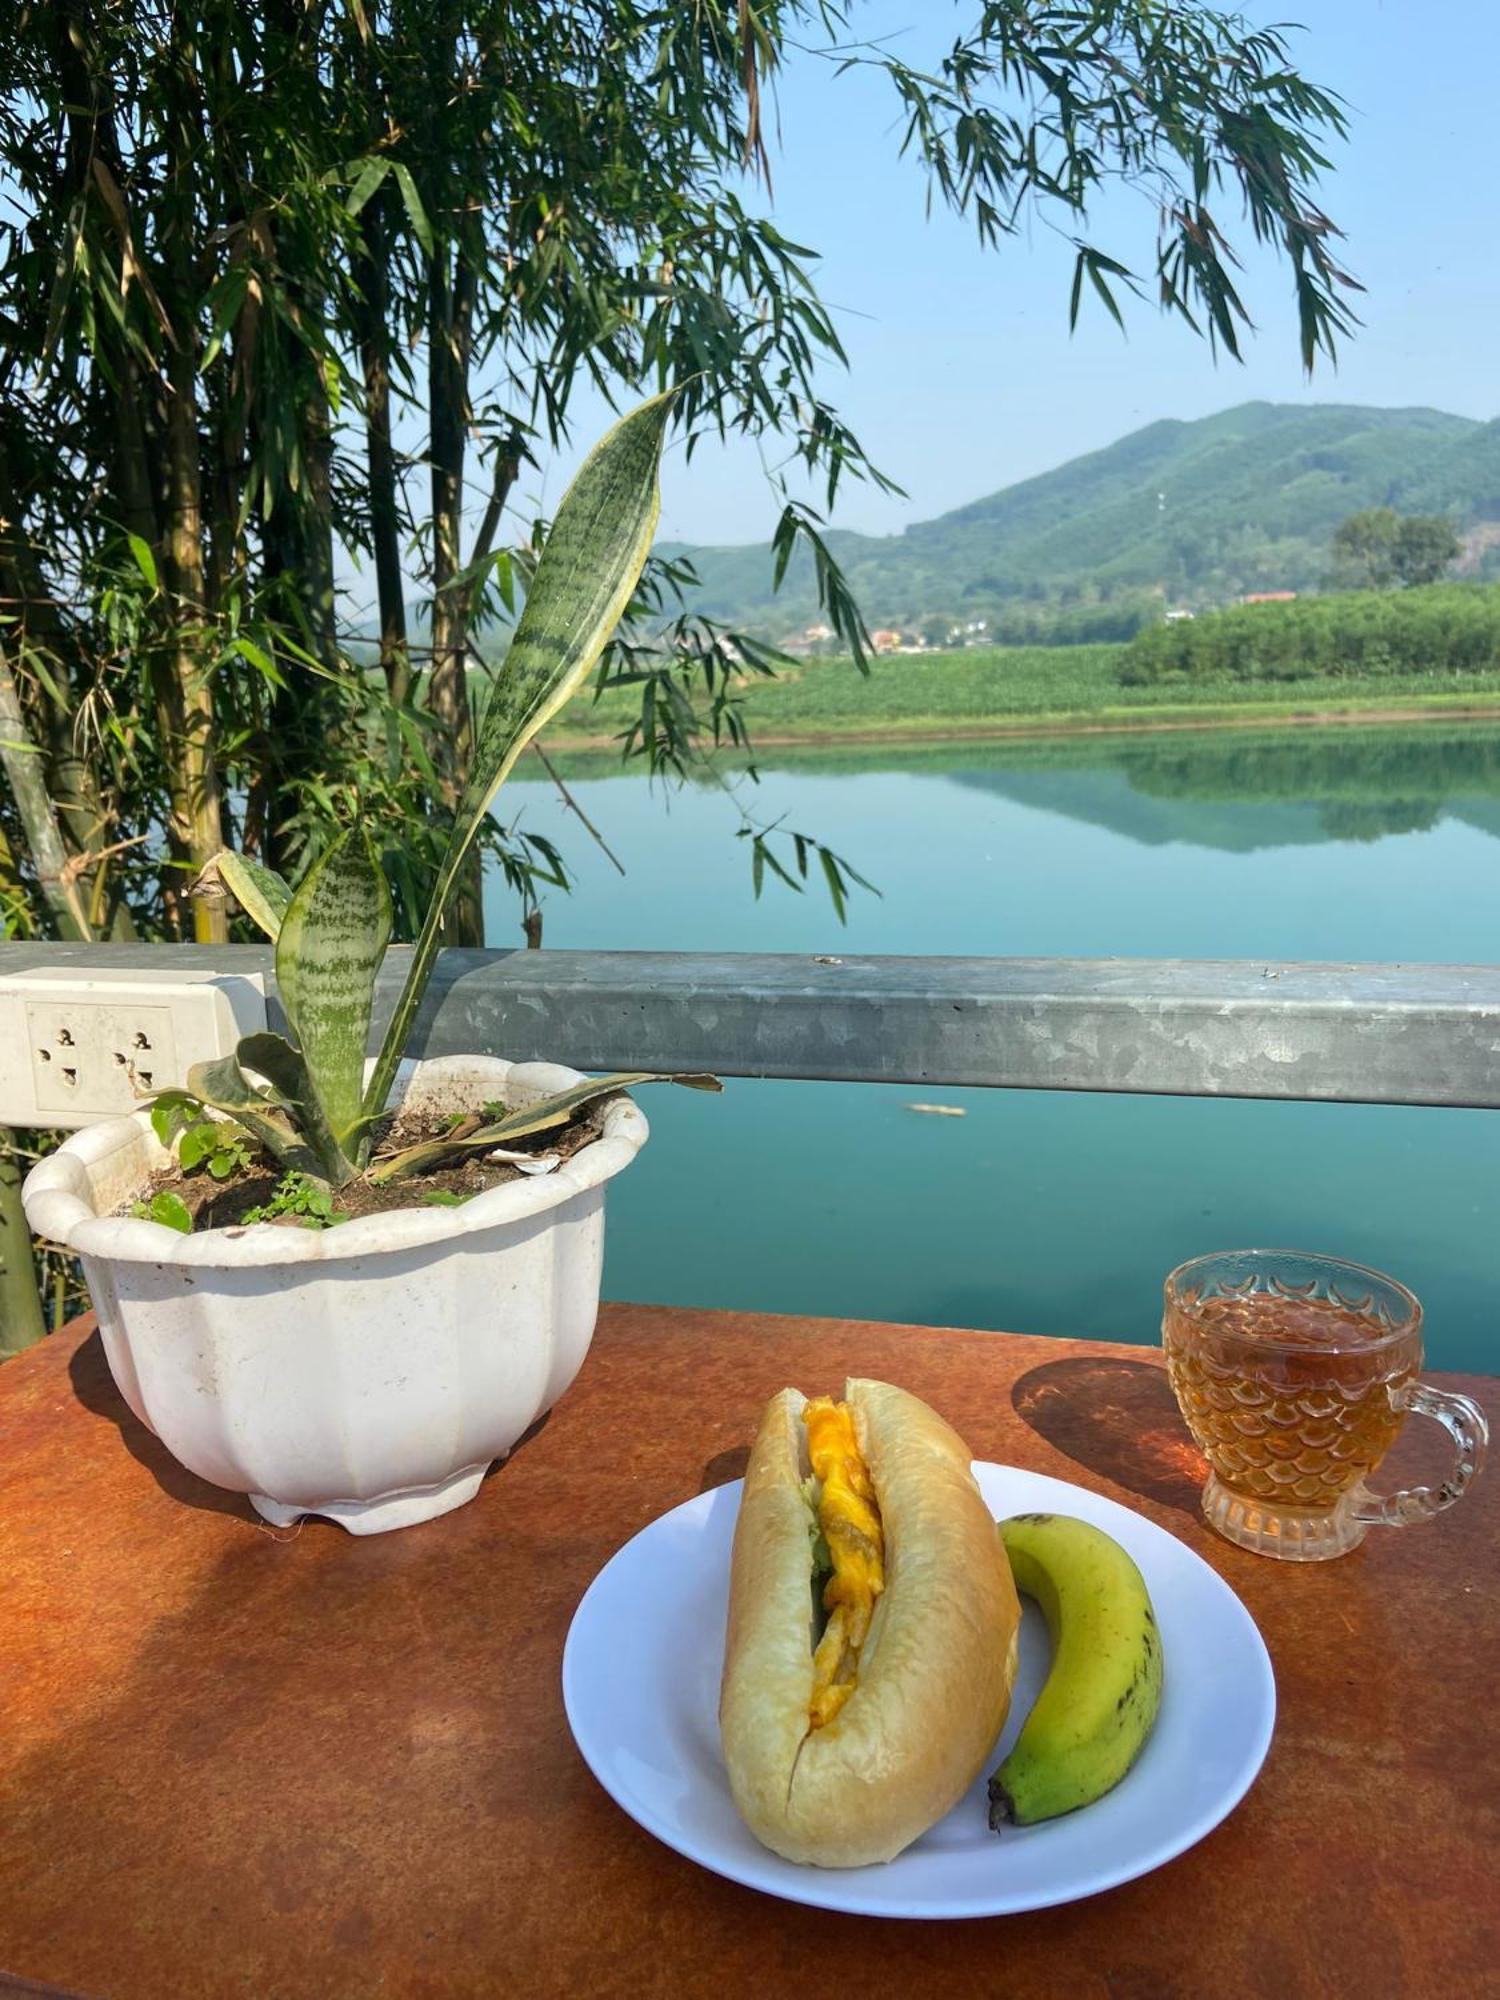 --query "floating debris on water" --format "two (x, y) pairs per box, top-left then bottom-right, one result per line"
(905, 1102), (967, 1118)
